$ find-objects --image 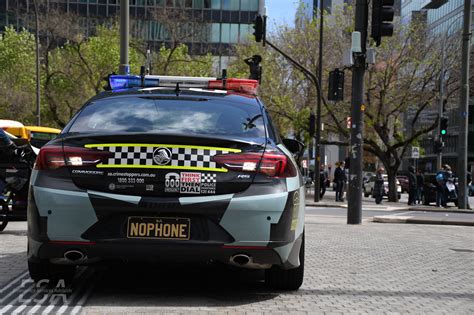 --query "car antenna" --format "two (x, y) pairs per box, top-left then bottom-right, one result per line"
(221, 69), (227, 89)
(175, 82), (181, 96)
